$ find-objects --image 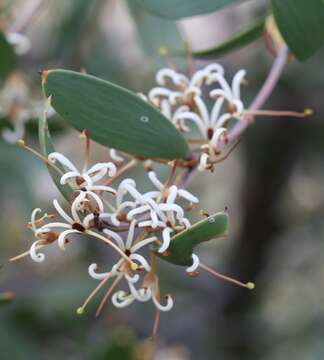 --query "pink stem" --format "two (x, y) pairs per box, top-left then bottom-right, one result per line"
(227, 45), (289, 143)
